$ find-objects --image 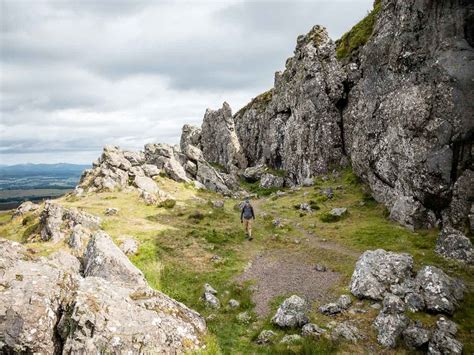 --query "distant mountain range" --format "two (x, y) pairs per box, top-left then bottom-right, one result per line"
(0, 163), (90, 210)
(0, 163), (90, 177)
